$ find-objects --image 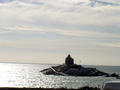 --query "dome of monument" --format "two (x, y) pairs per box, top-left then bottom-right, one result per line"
(65, 54), (74, 65)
